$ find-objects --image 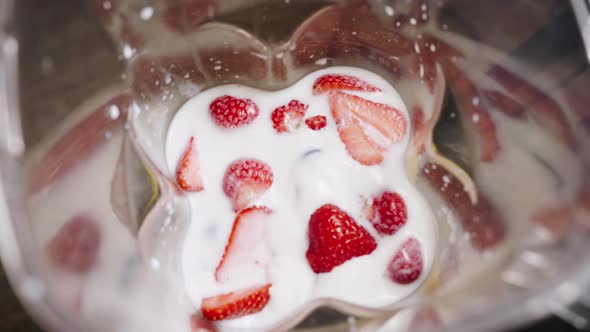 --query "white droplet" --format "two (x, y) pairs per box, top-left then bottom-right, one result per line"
(351, 31), (357, 36)
(102, 1), (111, 10)
(164, 74), (172, 84)
(150, 258), (160, 270)
(384, 6), (395, 16)
(140, 6), (154, 20)
(430, 44), (437, 52)
(122, 45), (134, 59)
(472, 113), (480, 123)
(410, 18), (417, 25)
(315, 58), (329, 65)
(472, 96), (480, 106)
(442, 24), (449, 30)
(213, 65), (222, 71)
(108, 105), (120, 119)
